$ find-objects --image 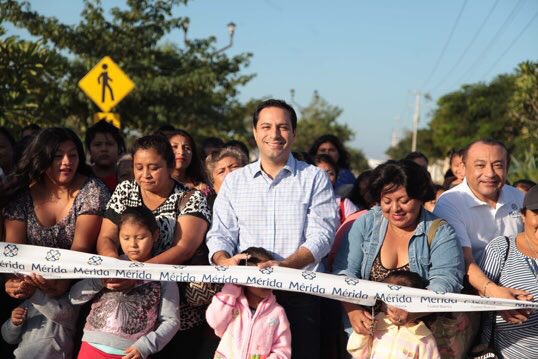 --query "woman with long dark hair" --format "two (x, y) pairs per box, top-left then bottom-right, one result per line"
(309, 134), (355, 191)
(157, 129), (210, 195)
(1, 127), (110, 298)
